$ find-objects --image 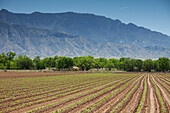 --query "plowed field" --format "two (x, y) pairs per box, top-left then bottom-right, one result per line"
(0, 72), (169, 113)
